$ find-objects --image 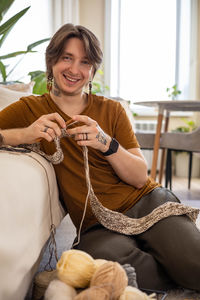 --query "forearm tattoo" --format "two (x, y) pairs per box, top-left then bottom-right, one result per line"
(96, 127), (107, 145)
